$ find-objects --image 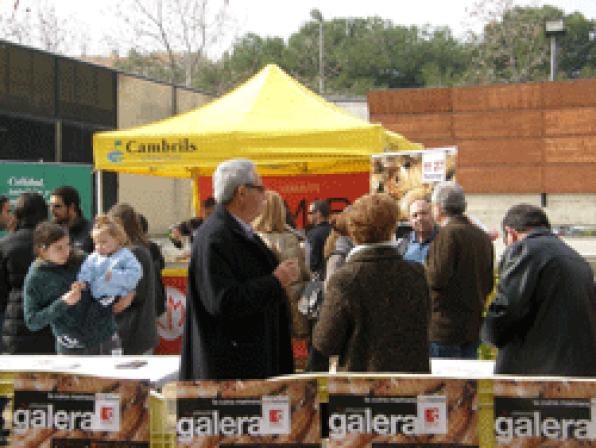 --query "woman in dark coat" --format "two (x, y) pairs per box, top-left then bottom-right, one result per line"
(108, 203), (158, 355)
(0, 192), (55, 354)
(313, 193), (431, 373)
